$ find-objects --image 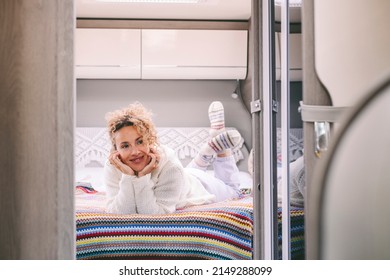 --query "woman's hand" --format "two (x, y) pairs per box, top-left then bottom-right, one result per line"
(137, 147), (161, 177)
(109, 151), (135, 176)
